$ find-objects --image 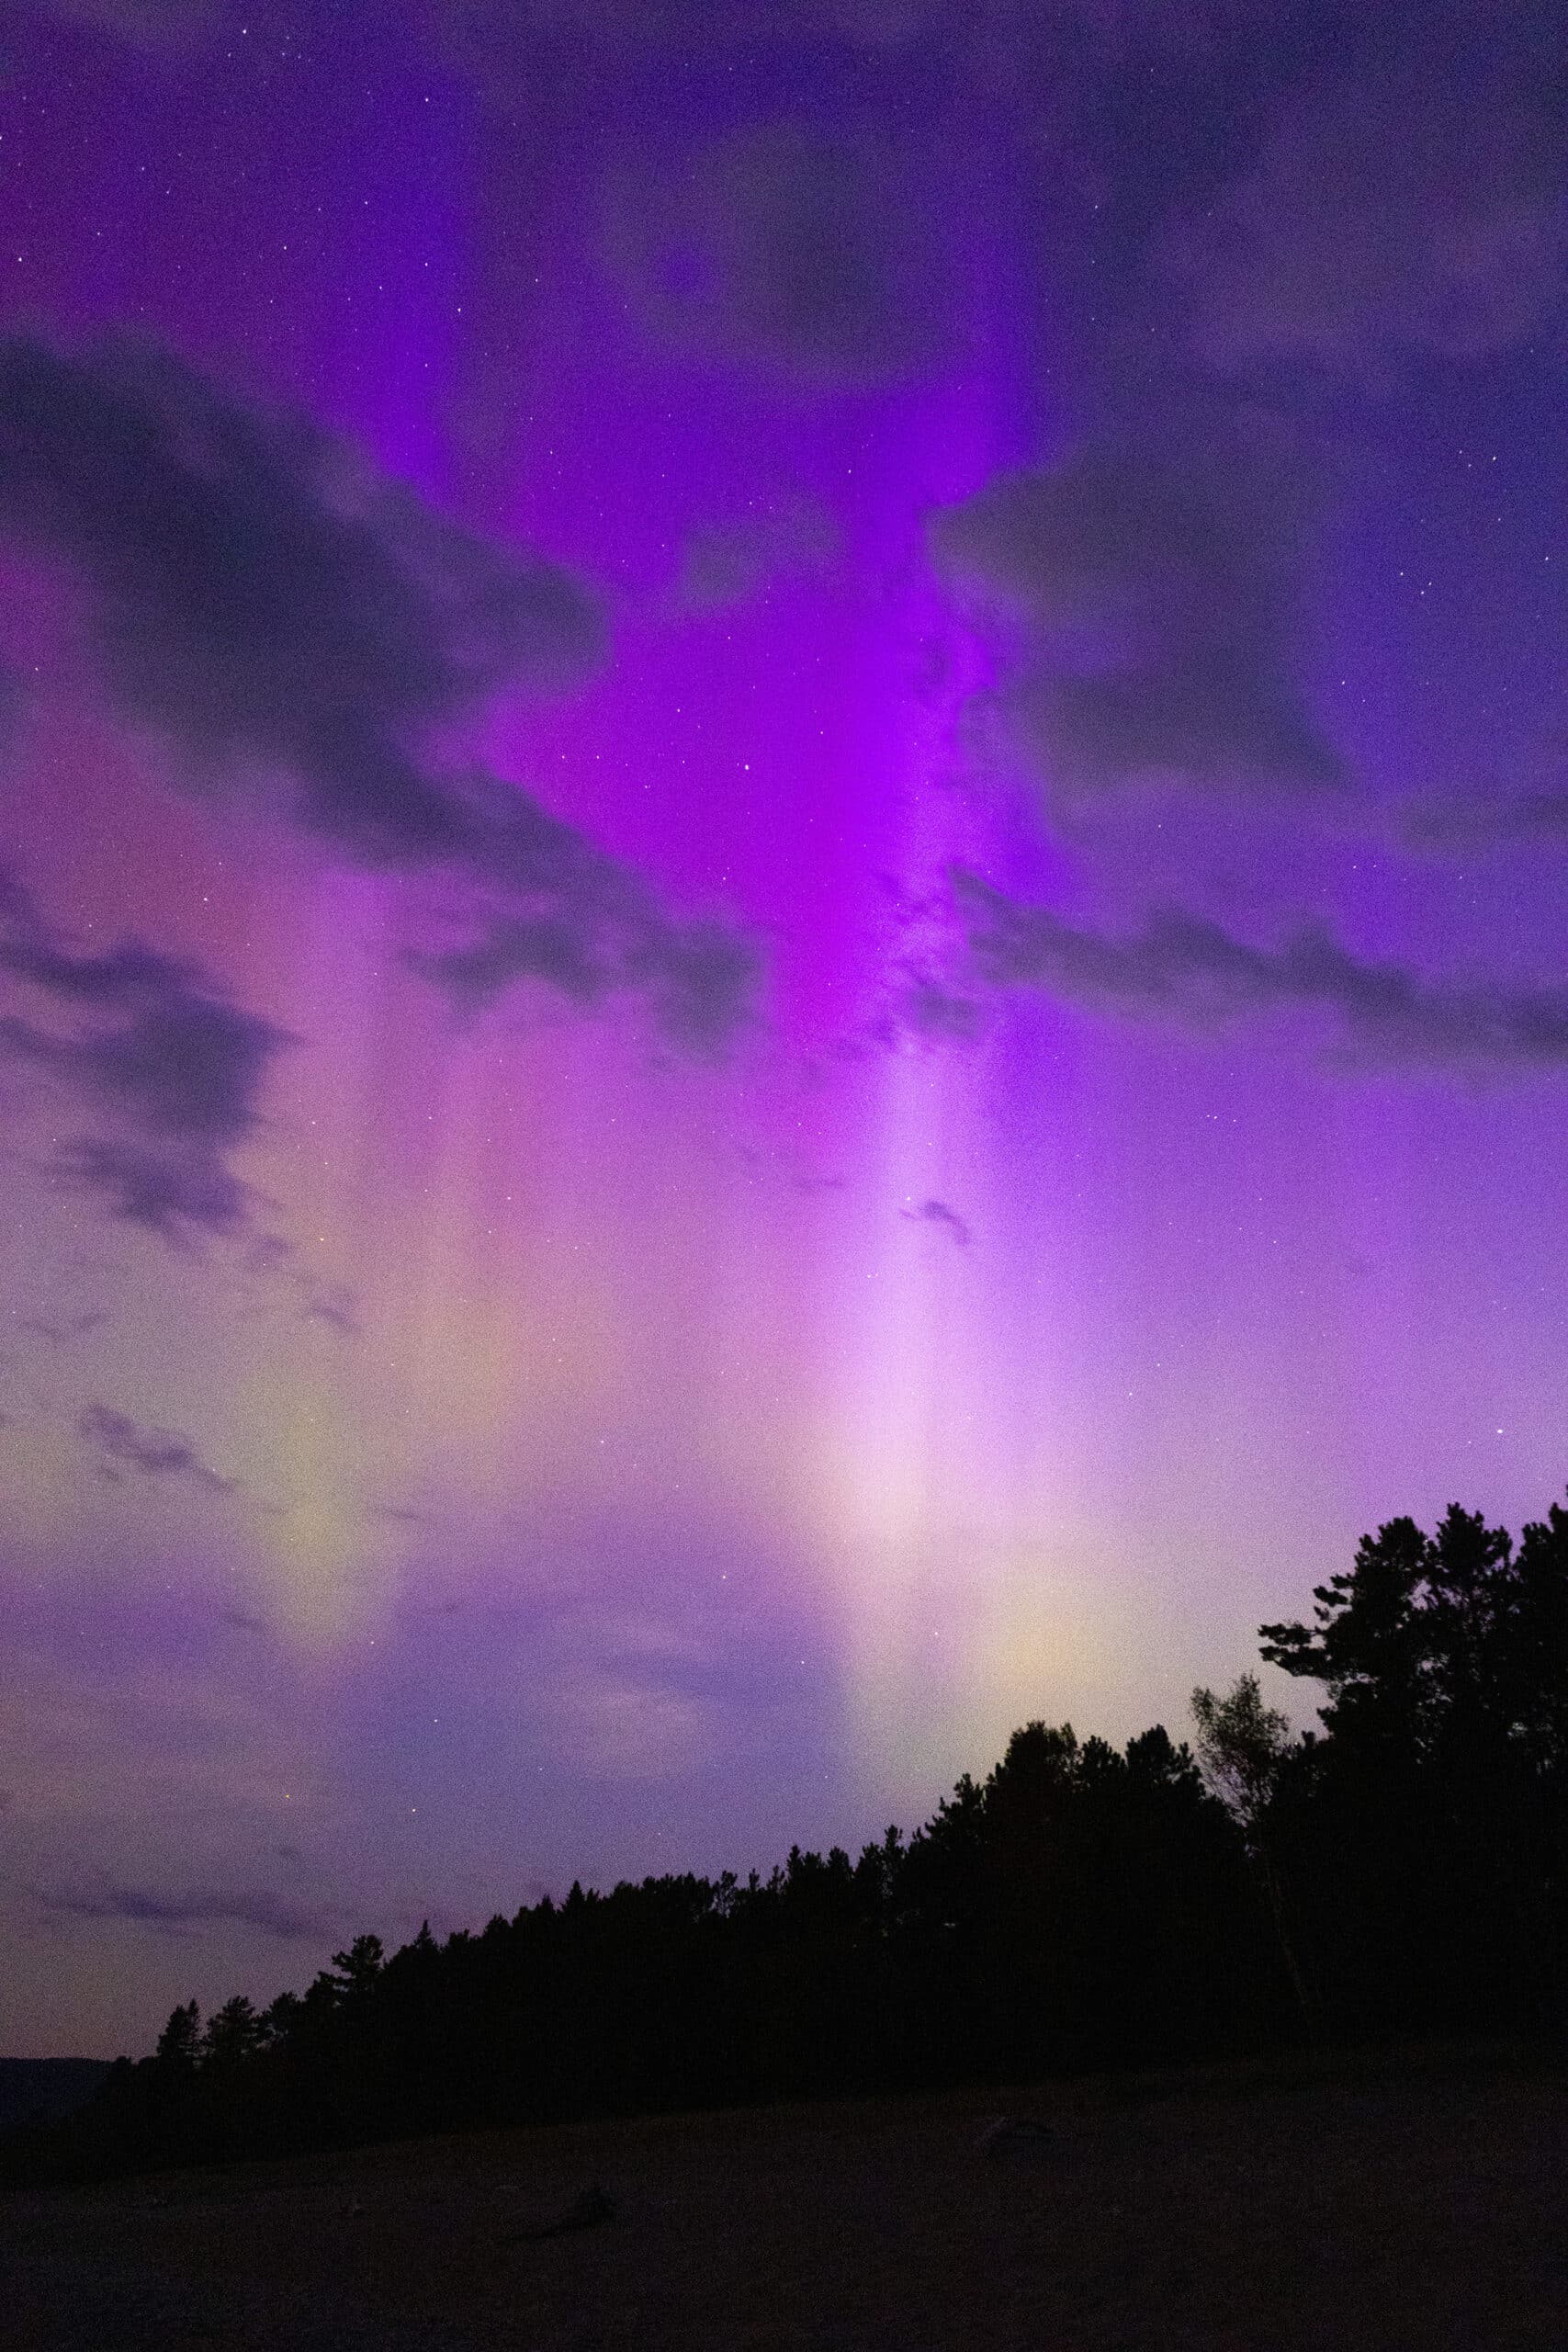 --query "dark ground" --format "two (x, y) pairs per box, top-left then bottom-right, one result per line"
(5, 2042), (1565, 2351)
